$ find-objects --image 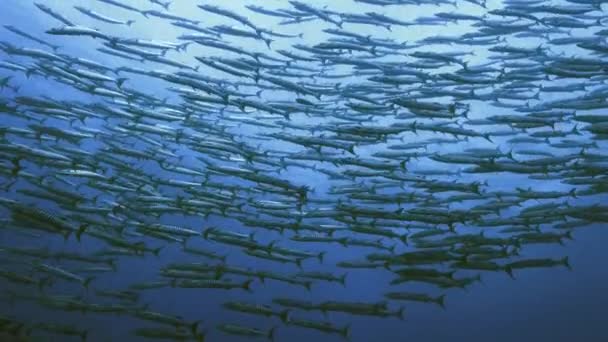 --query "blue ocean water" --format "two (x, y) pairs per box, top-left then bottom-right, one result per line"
(0, 0), (607, 341)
